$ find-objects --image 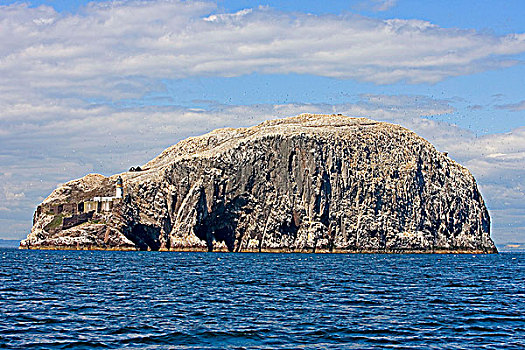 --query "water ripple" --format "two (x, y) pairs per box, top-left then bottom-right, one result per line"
(0, 249), (523, 349)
